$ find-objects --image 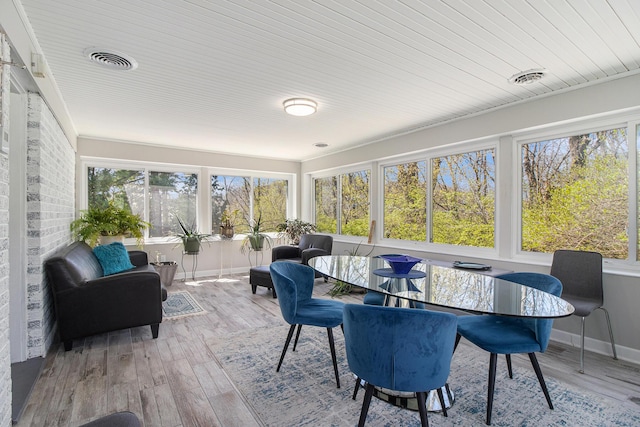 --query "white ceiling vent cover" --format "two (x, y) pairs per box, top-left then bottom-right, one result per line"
(508, 69), (547, 85)
(84, 47), (138, 71)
